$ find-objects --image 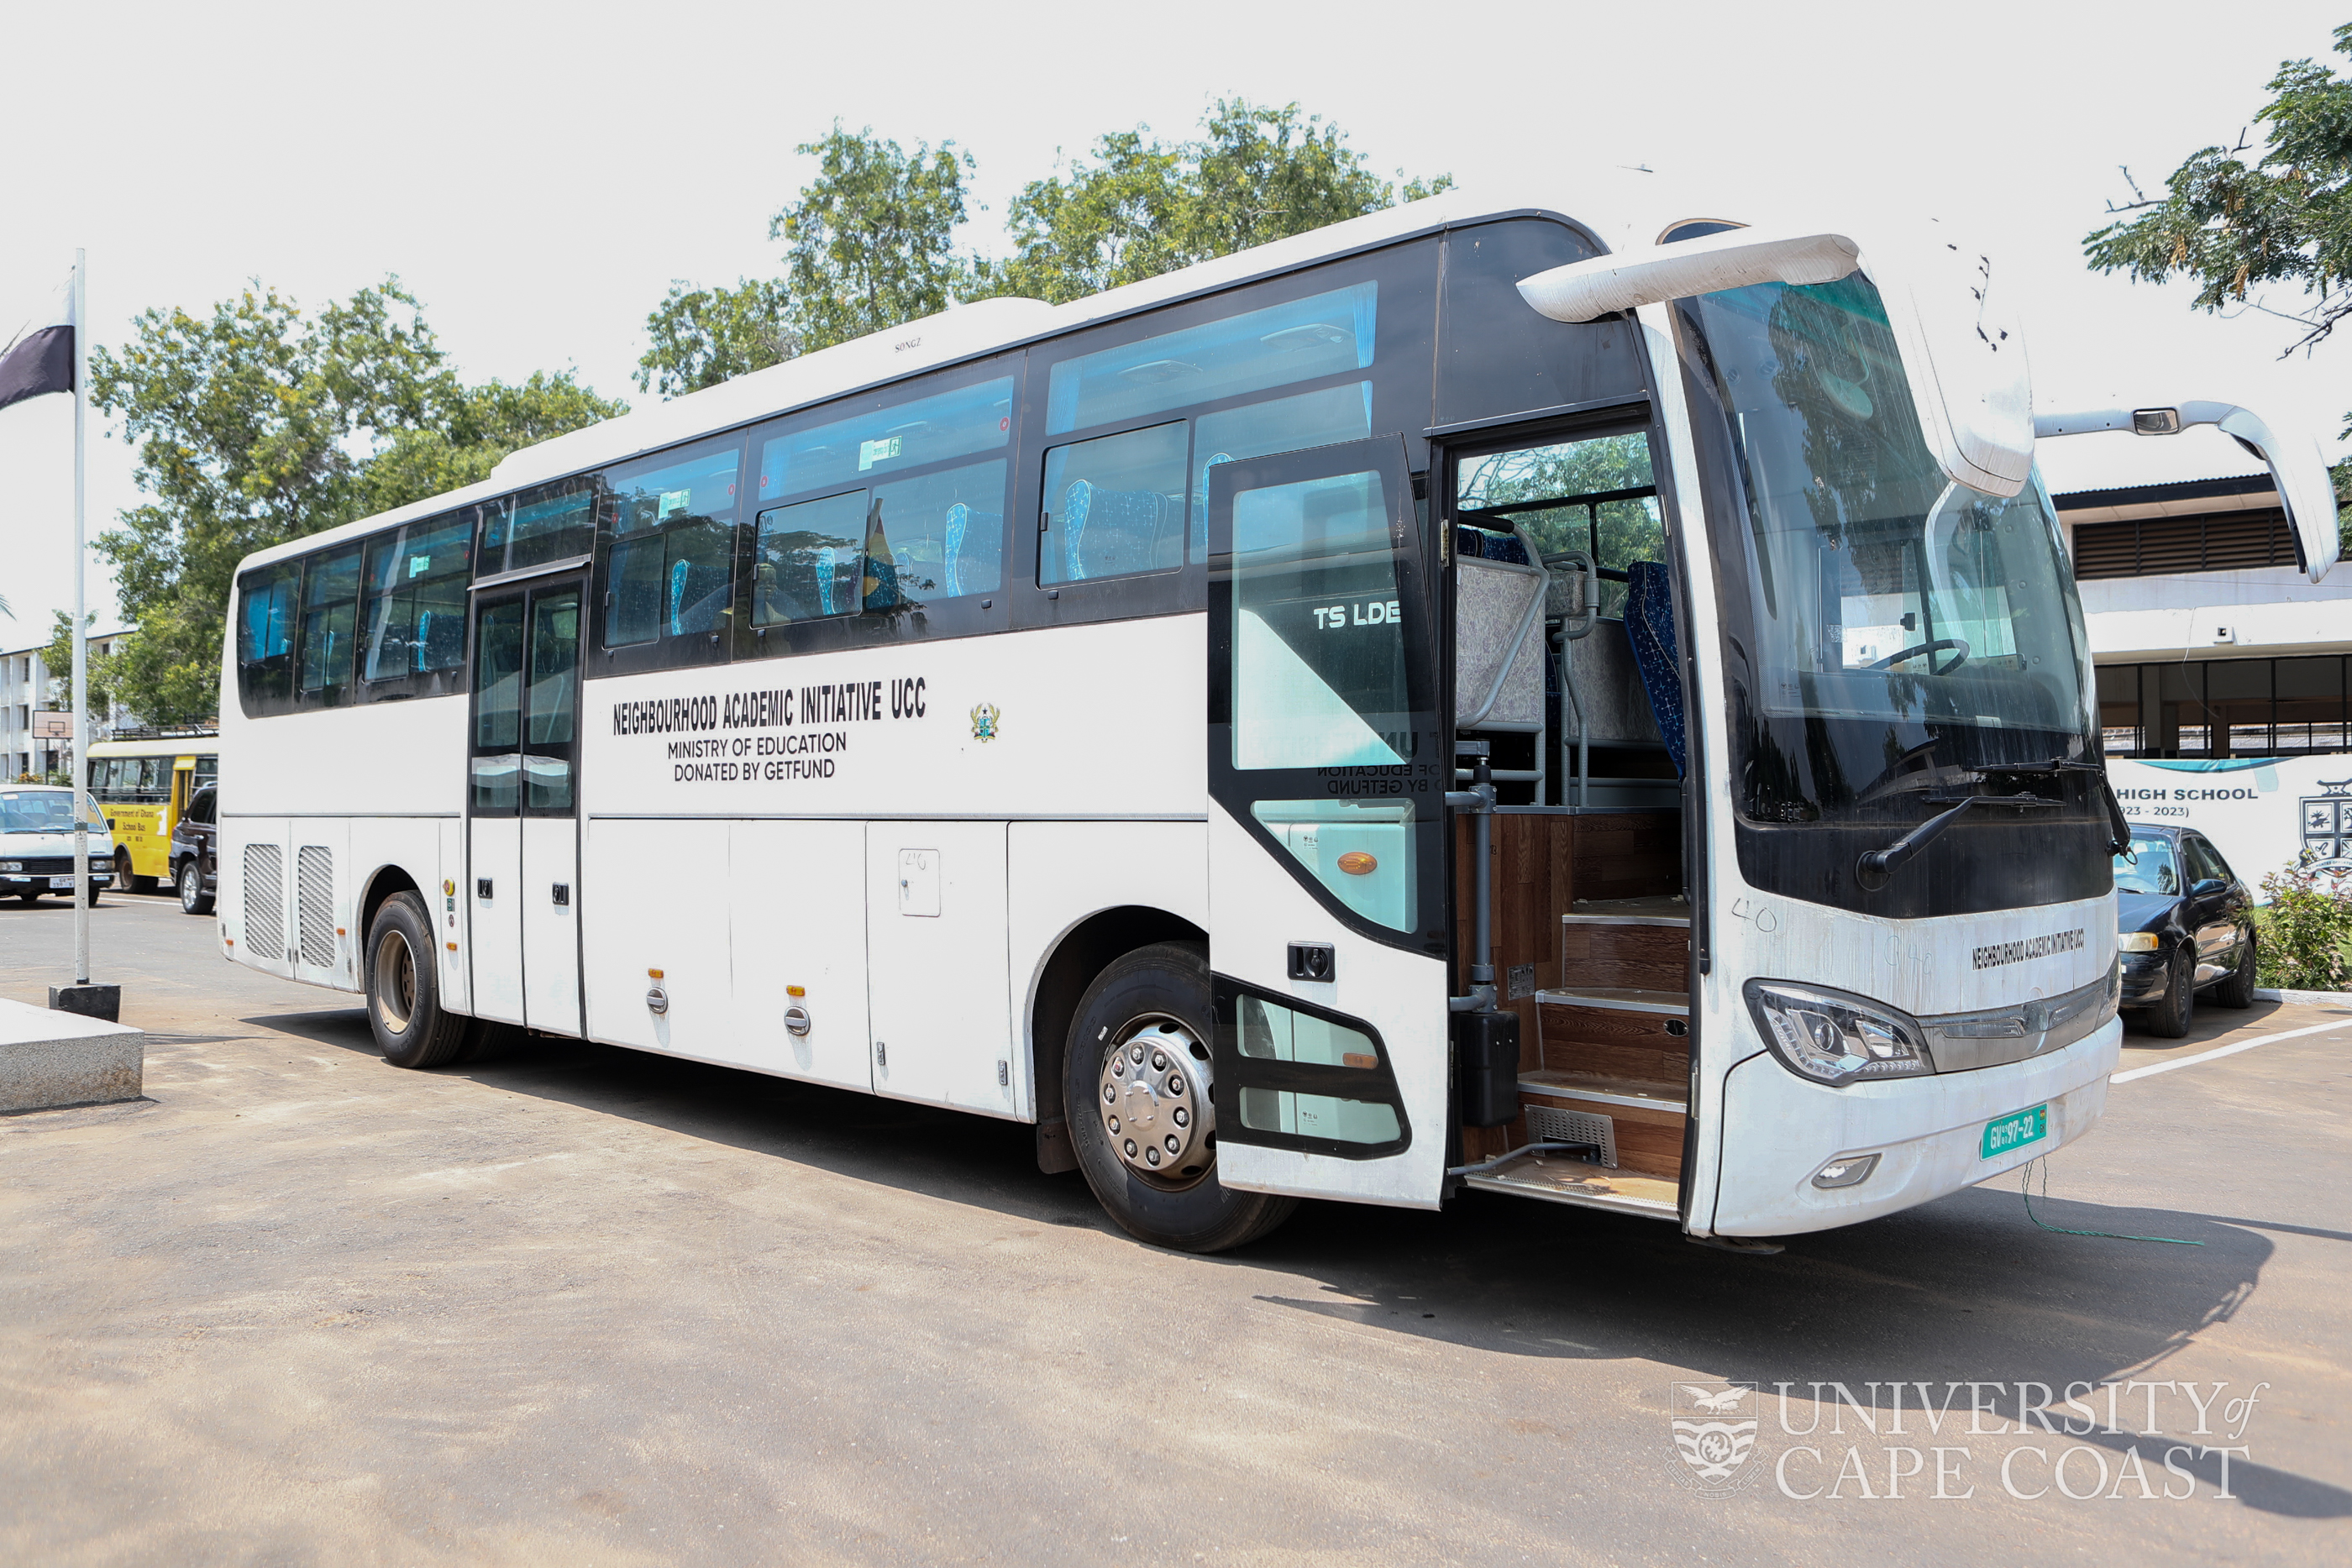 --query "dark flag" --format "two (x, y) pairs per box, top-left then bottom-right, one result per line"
(0, 290), (73, 413)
